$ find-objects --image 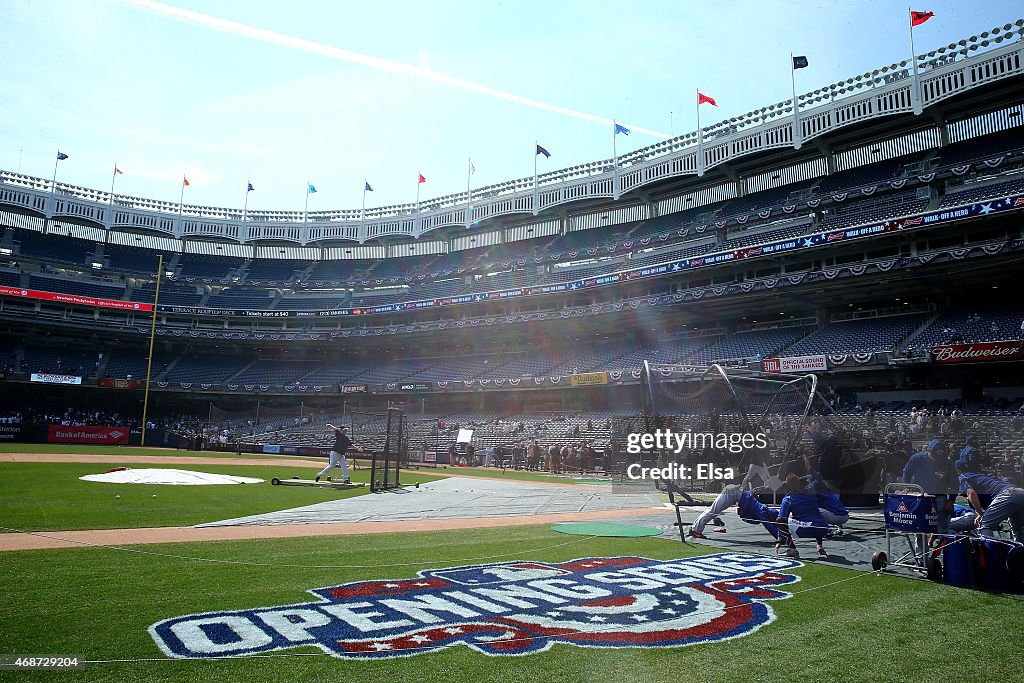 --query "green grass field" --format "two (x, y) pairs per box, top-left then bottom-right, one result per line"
(3, 445), (1023, 682)
(2, 526), (1024, 682)
(0, 461), (442, 532)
